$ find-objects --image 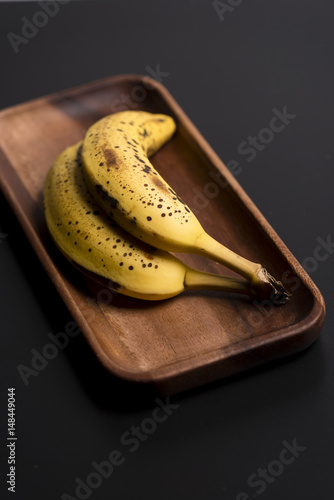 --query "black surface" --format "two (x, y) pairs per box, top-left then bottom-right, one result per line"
(0, 1), (333, 499)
